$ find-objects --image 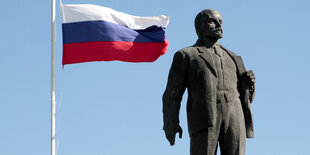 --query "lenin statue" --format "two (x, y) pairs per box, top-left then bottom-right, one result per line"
(162, 9), (255, 155)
